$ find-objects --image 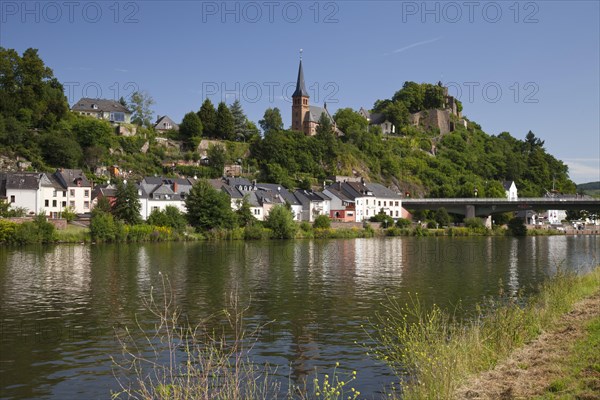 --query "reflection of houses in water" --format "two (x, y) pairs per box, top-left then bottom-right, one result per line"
(507, 239), (519, 297)
(354, 239), (403, 284)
